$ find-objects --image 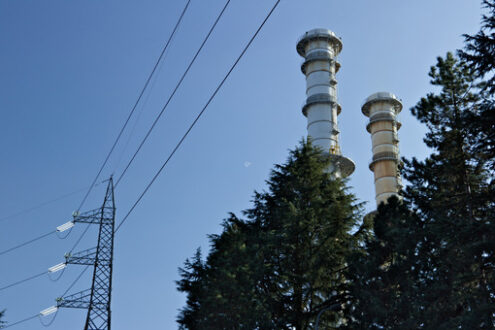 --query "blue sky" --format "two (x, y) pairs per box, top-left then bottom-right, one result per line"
(0, 0), (483, 329)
